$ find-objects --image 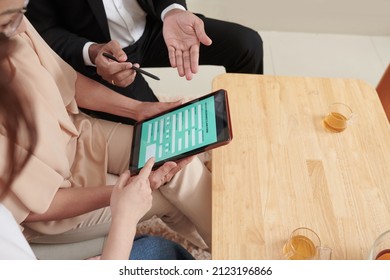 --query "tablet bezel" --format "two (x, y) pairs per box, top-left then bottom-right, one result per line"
(129, 89), (232, 173)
